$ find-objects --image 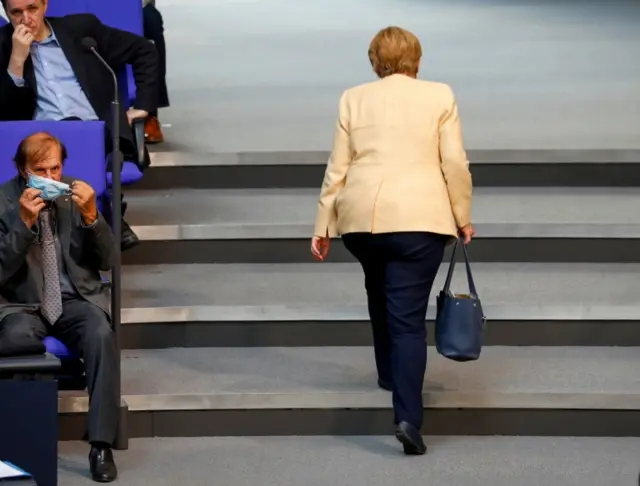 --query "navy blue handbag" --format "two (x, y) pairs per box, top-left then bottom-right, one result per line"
(435, 238), (486, 362)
